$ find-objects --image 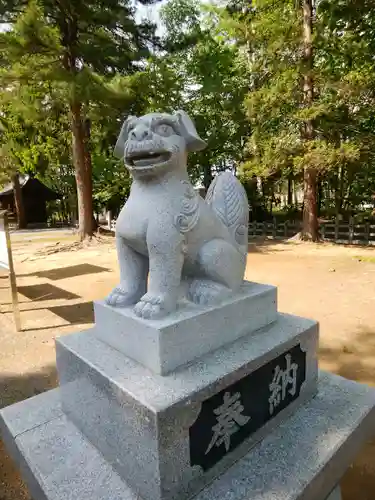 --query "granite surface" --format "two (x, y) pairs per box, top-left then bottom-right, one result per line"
(0, 388), (63, 473)
(60, 313), (315, 410)
(0, 387), (62, 437)
(1, 372), (375, 500)
(106, 111), (249, 319)
(95, 281), (277, 374)
(56, 313), (318, 500)
(194, 372), (375, 500)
